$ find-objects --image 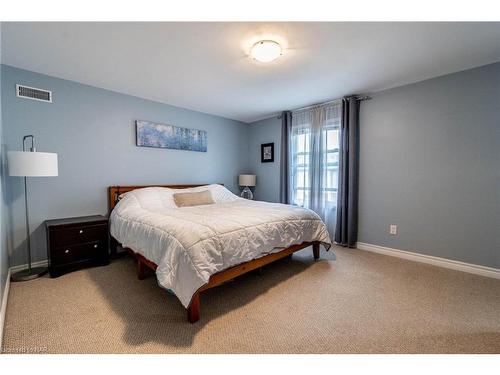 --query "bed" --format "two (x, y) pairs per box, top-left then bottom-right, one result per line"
(108, 183), (332, 323)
